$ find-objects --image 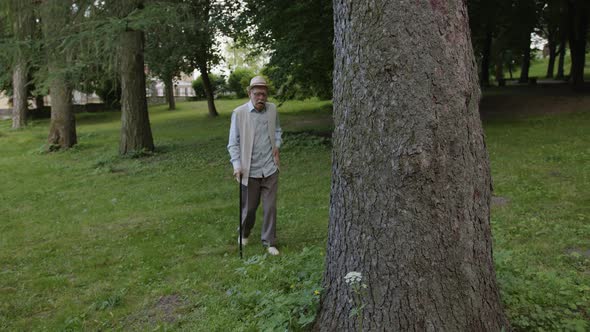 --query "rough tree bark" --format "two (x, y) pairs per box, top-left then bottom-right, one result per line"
(317, 1), (510, 330)
(164, 77), (176, 110)
(118, 29), (155, 155)
(11, 63), (28, 129)
(47, 66), (77, 150)
(10, 0), (35, 129)
(42, 1), (77, 150)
